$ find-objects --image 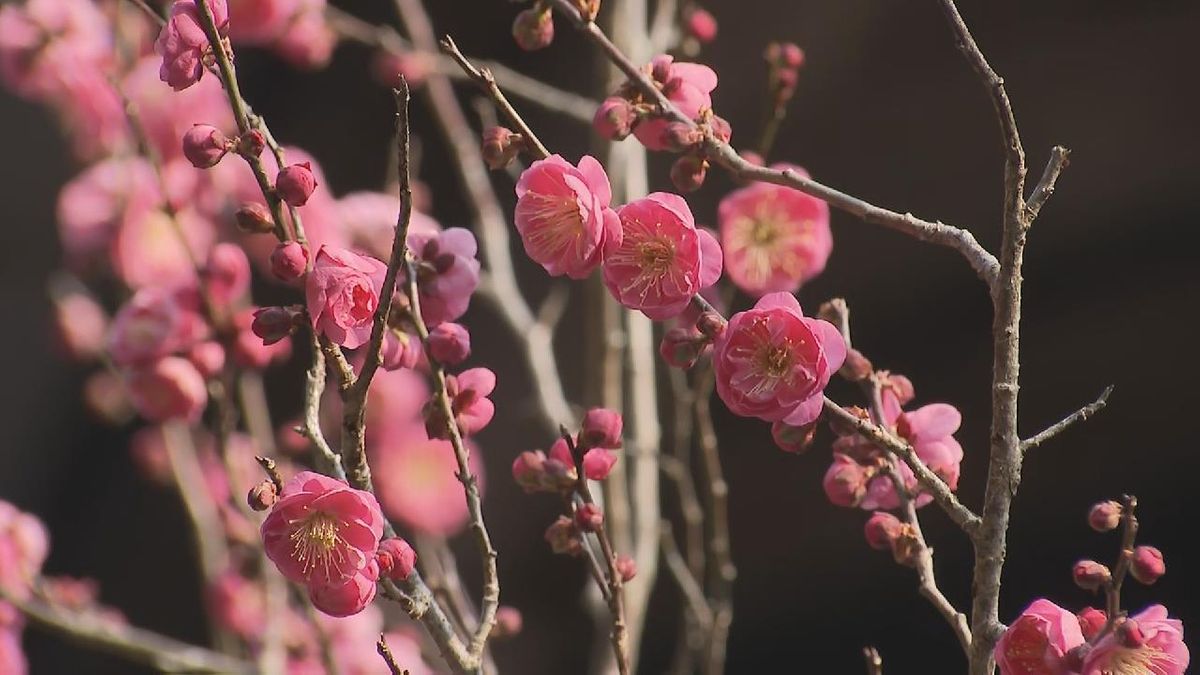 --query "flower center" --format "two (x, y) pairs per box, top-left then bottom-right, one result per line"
(524, 193), (584, 256)
(755, 343), (793, 379)
(290, 511), (347, 578)
(635, 236), (675, 276)
(751, 218), (780, 246)
(1103, 645), (1172, 675)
